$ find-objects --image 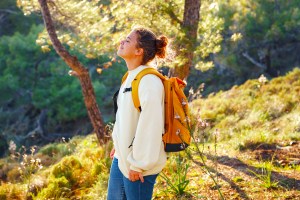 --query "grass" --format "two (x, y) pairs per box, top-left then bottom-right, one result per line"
(191, 68), (300, 147)
(247, 156), (279, 189)
(0, 135), (113, 199)
(159, 155), (191, 196)
(0, 68), (300, 199)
